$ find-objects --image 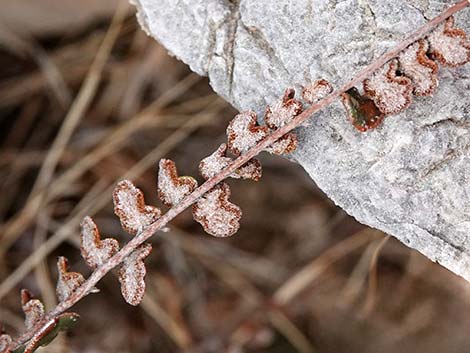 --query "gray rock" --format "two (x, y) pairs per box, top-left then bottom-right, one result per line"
(132, 0), (470, 280)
